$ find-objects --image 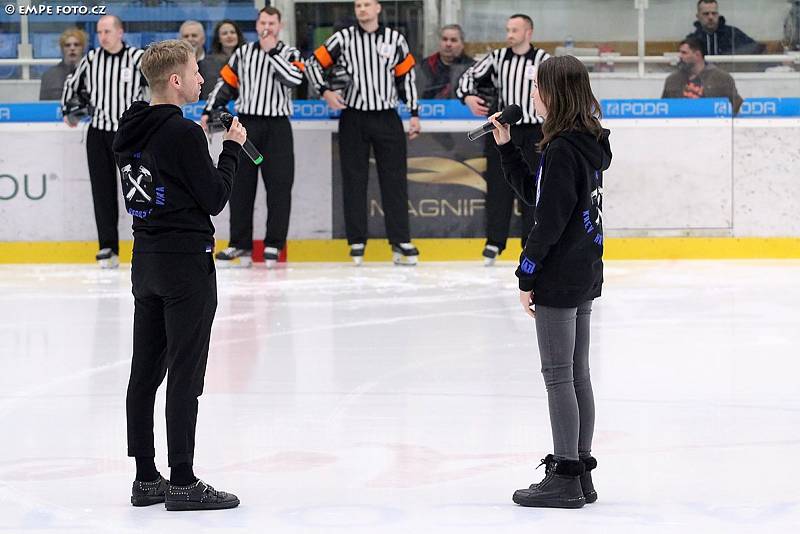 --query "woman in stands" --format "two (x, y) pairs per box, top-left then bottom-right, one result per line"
(210, 20), (246, 64)
(489, 55), (611, 509)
